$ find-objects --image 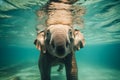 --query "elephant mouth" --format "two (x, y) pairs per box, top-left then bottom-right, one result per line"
(56, 45), (65, 56)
